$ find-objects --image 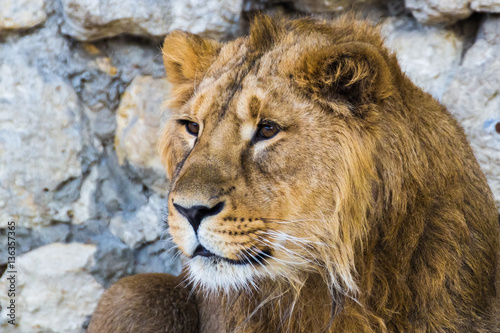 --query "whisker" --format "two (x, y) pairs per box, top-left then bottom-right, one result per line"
(263, 230), (330, 246)
(258, 233), (322, 266)
(256, 238), (315, 265)
(263, 218), (324, 224)
(260, 246), (313, 266)
(159, 247), (177, 259)
(234, 246), (260, 292)
(245, 247), (273, 277)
